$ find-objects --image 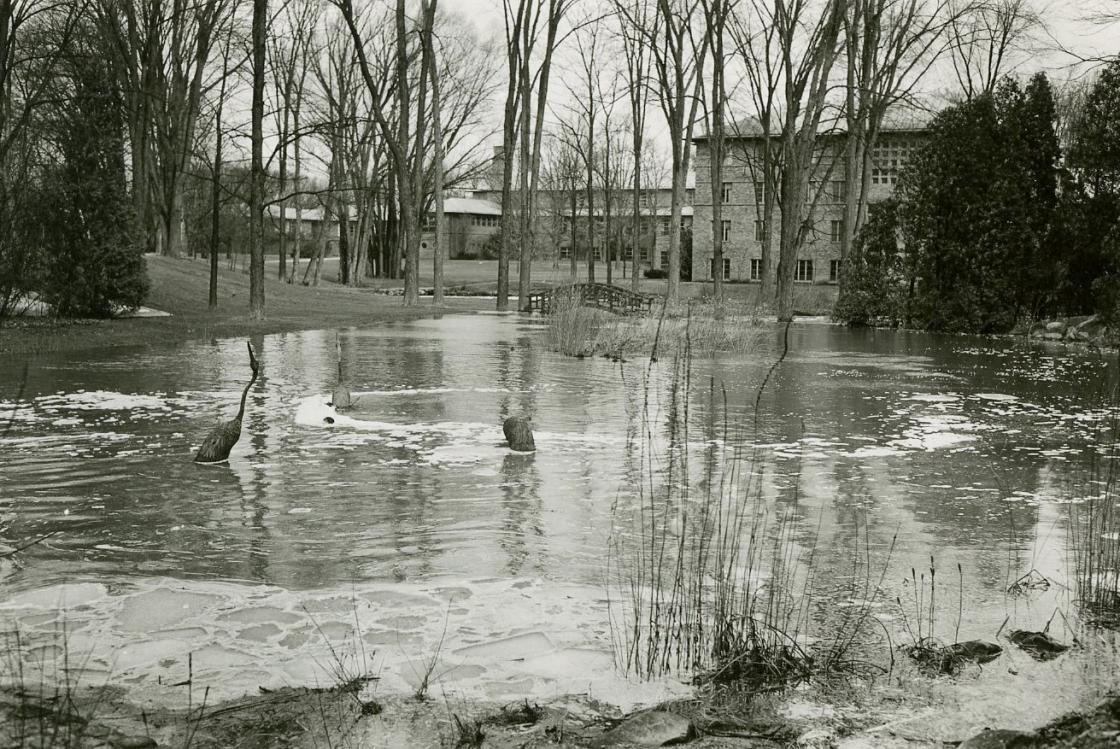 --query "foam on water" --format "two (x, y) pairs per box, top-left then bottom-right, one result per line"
(0, 577), (691, 712)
